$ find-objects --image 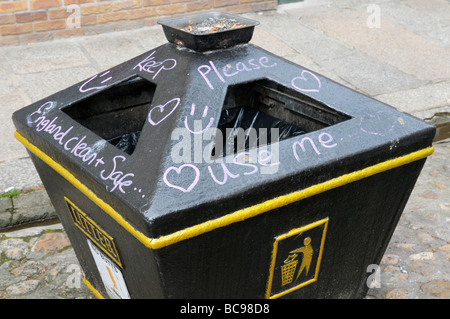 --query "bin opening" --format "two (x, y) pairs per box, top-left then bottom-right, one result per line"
(62, 76), (156, 155)
(212, 79), (351, 159)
